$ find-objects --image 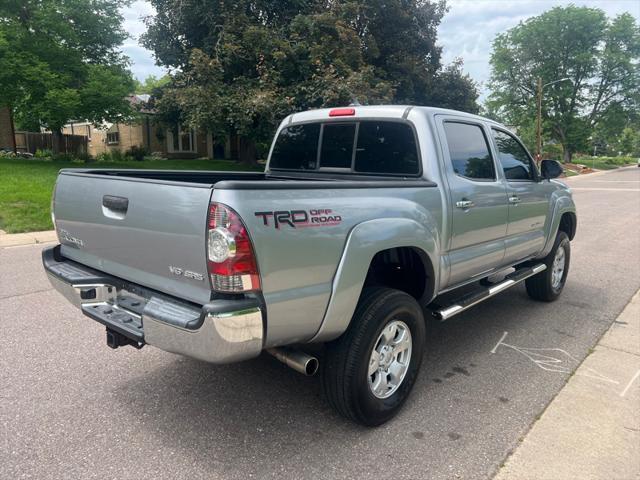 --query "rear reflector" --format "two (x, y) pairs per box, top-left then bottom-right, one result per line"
(329, 108), (355, 117)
